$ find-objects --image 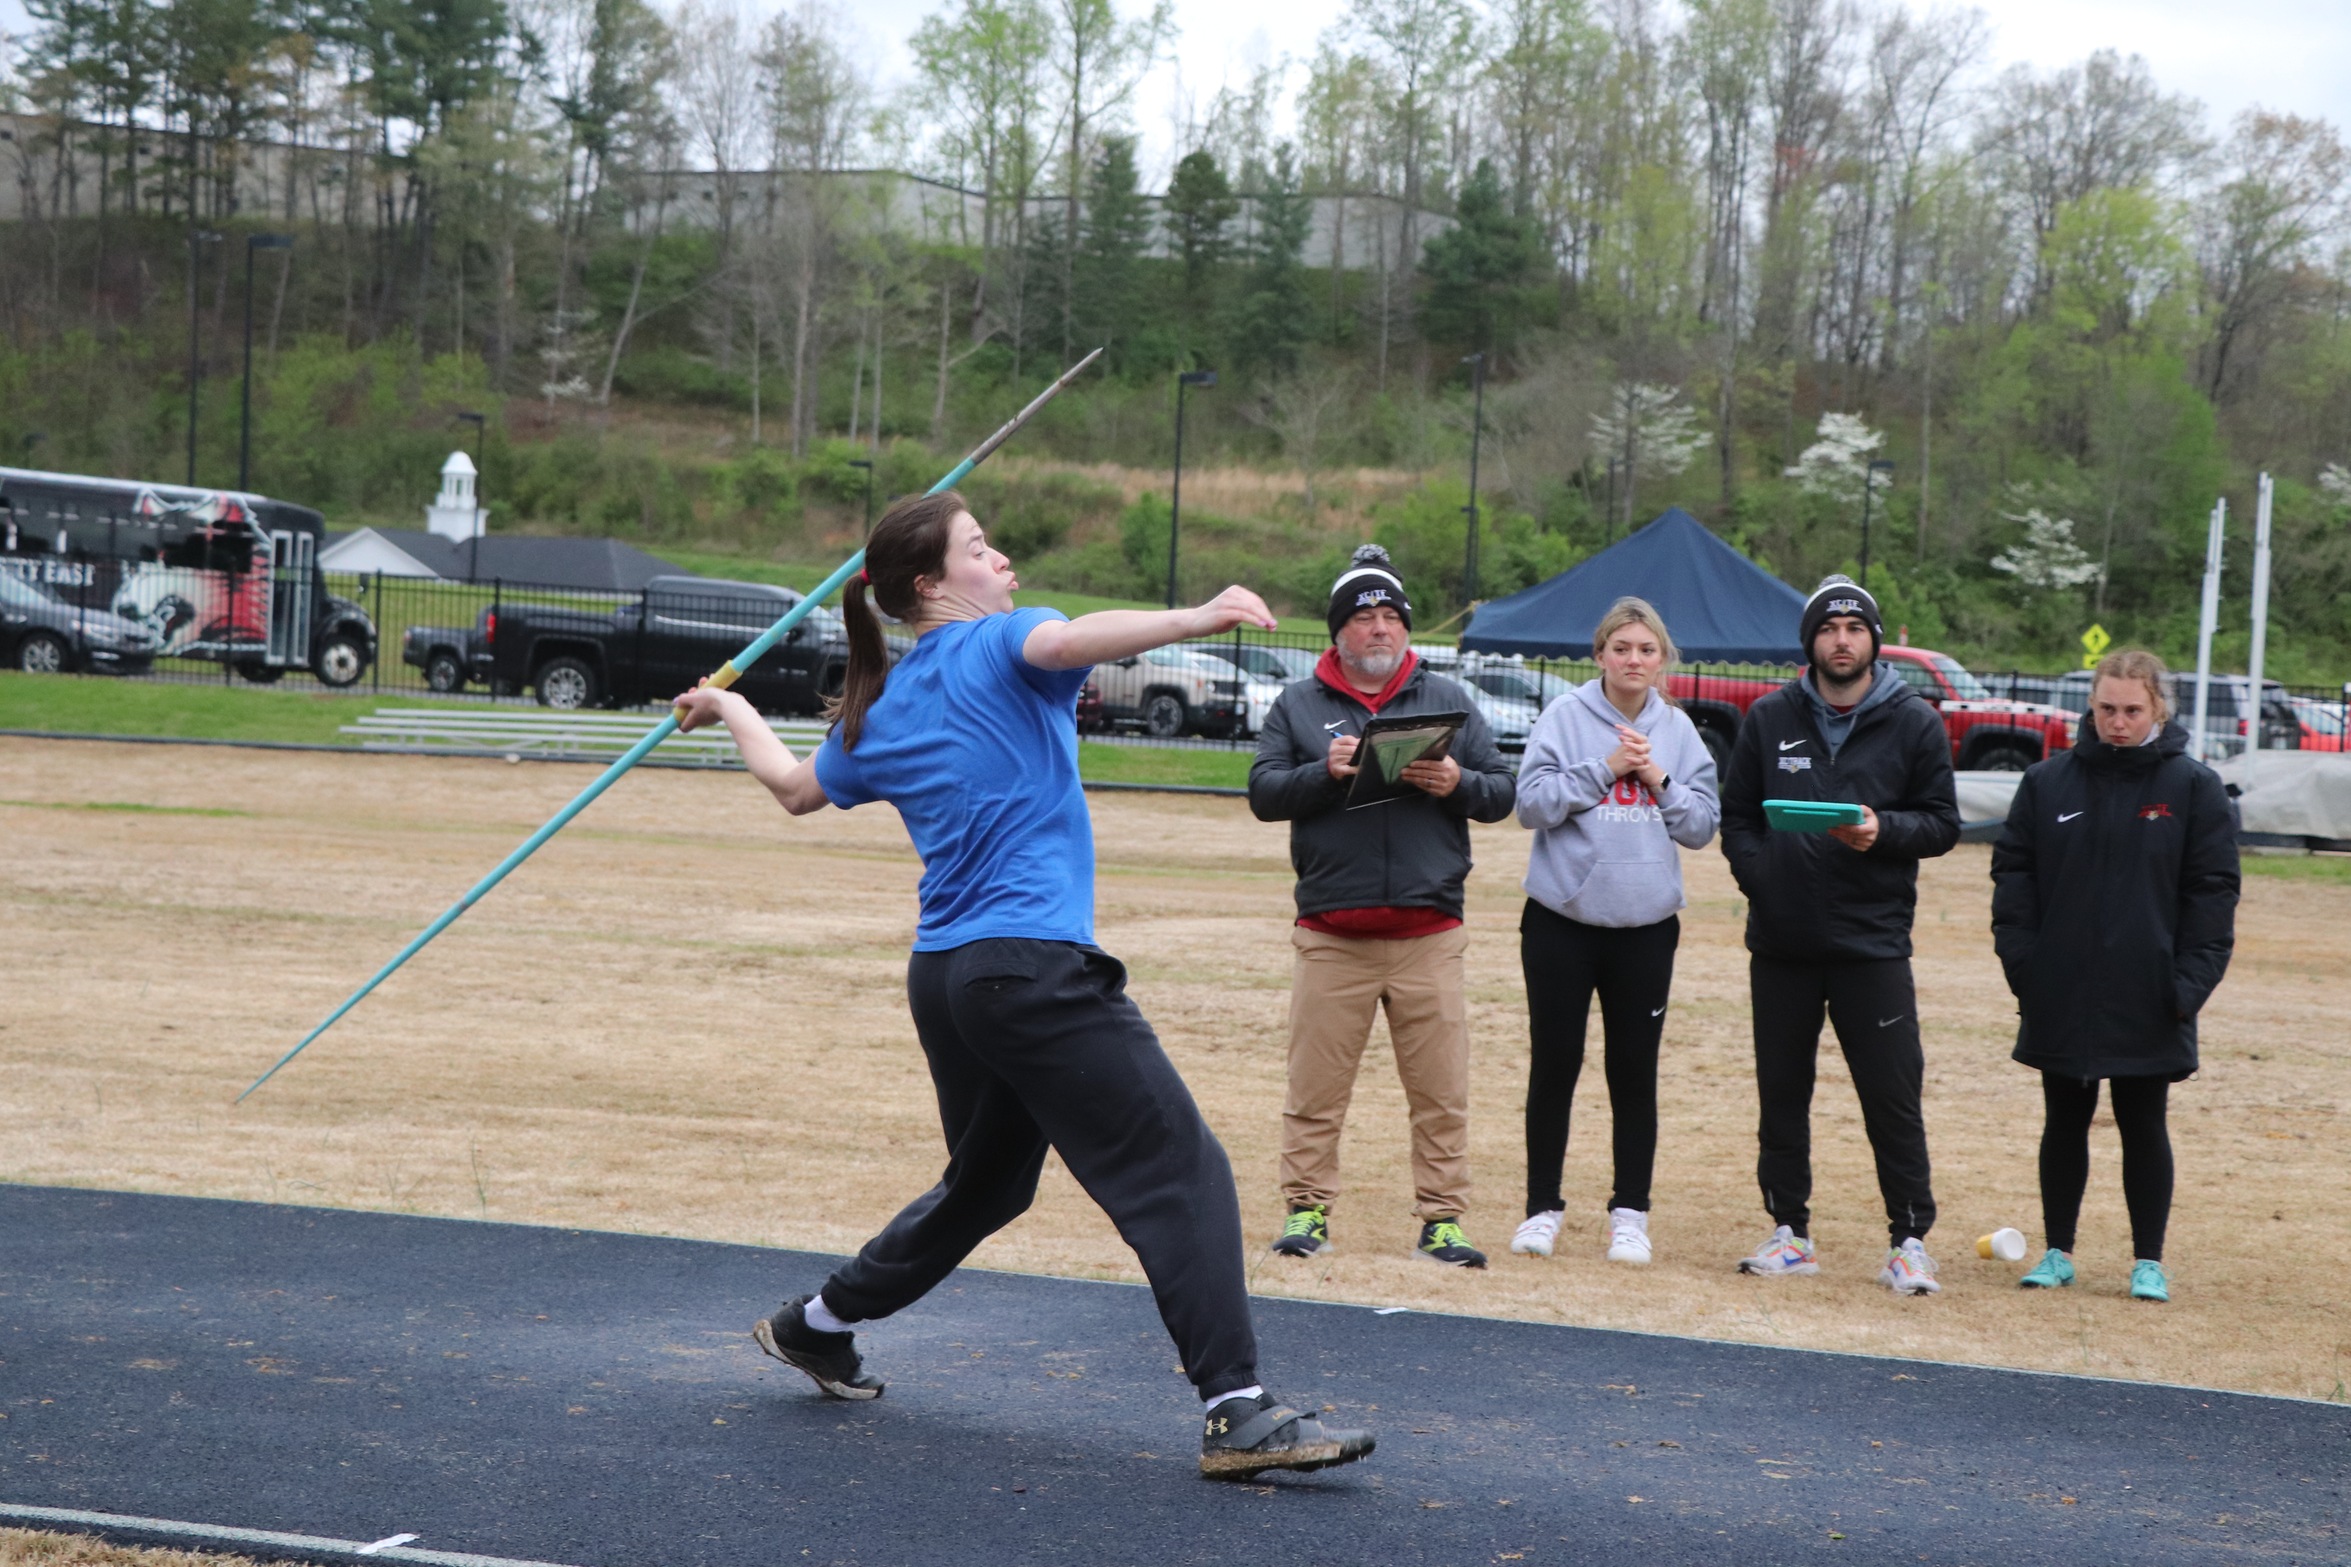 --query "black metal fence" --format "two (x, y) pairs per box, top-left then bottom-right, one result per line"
(9, 559), (2346, 760)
